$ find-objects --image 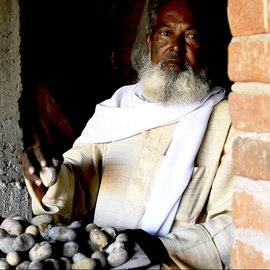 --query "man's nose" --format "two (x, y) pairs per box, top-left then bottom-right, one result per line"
(171, 36), (185, 54)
